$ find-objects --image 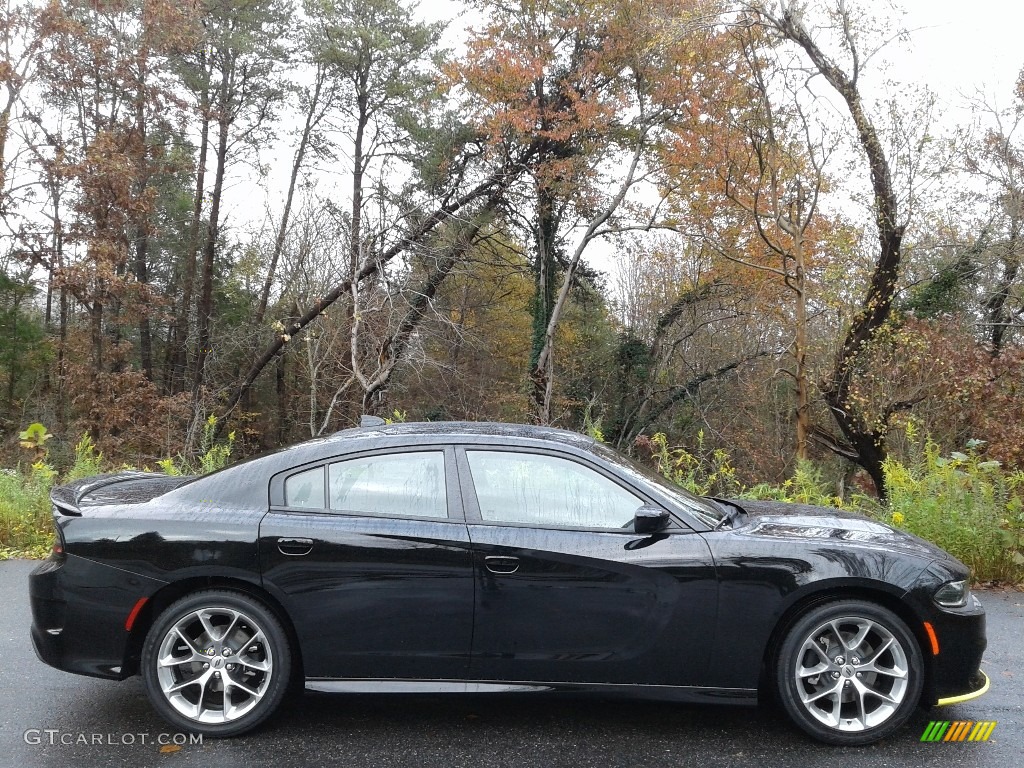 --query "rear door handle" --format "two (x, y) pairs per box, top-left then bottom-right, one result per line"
(277, 537), (313, 556)
(484, 555), (520, 574)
